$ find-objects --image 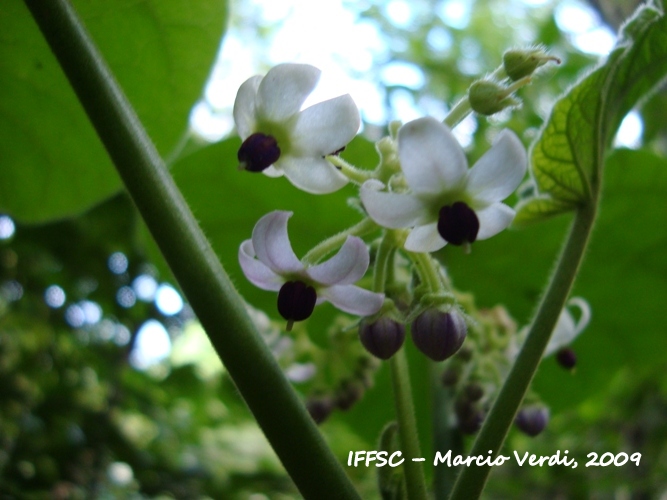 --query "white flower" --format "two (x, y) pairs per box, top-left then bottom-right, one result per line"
(233, 63), (360, 194)
(506, 297), (591, 361)
(360, 117), (527, 252)
(239, 211), (384, 328)
(544, 297), (591, 356)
